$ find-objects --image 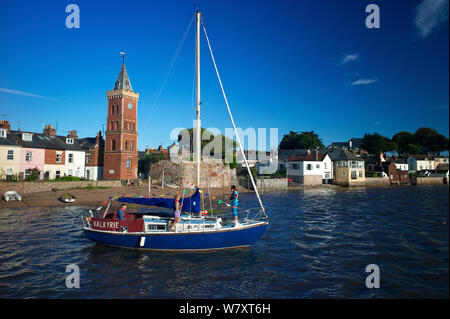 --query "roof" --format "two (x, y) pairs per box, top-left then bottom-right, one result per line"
(114, 63), (133, 91)
(0, 132), (21, 146)
(348, 138), (363, 149)
(287, 153), (327, 162)
(9, 130), (84, 151)
(78, 137), (97, 150)
(327, 148), (363, 161)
